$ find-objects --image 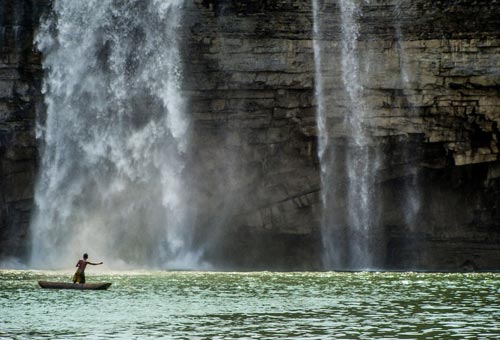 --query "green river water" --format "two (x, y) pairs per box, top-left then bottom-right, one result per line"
(1, 270), (500, 339)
